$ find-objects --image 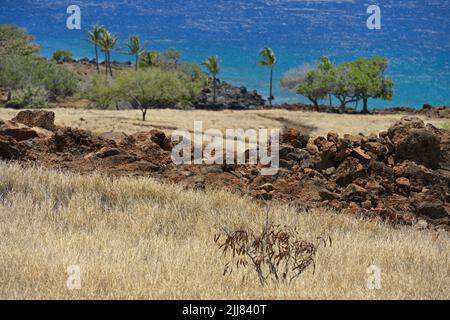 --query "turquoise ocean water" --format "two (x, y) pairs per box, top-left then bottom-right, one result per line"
(0, 0), (449, 108)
